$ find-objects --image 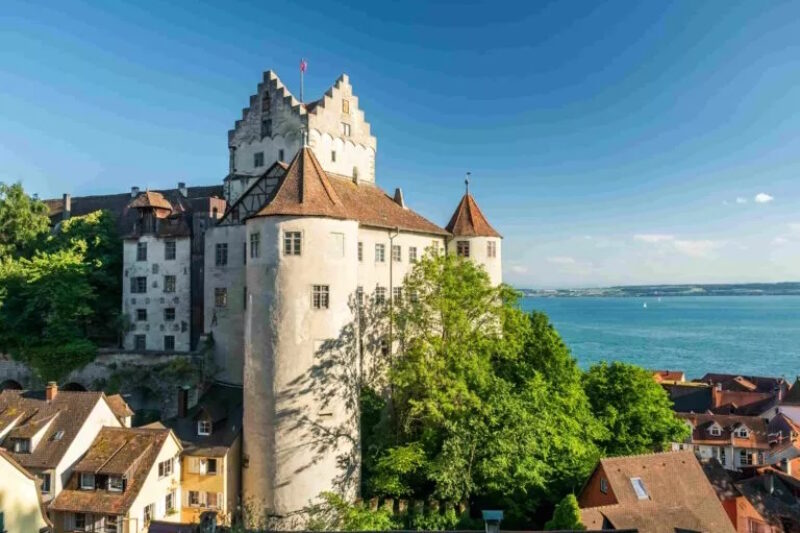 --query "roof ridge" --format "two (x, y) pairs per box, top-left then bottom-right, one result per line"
(600, 449), (695, 463)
